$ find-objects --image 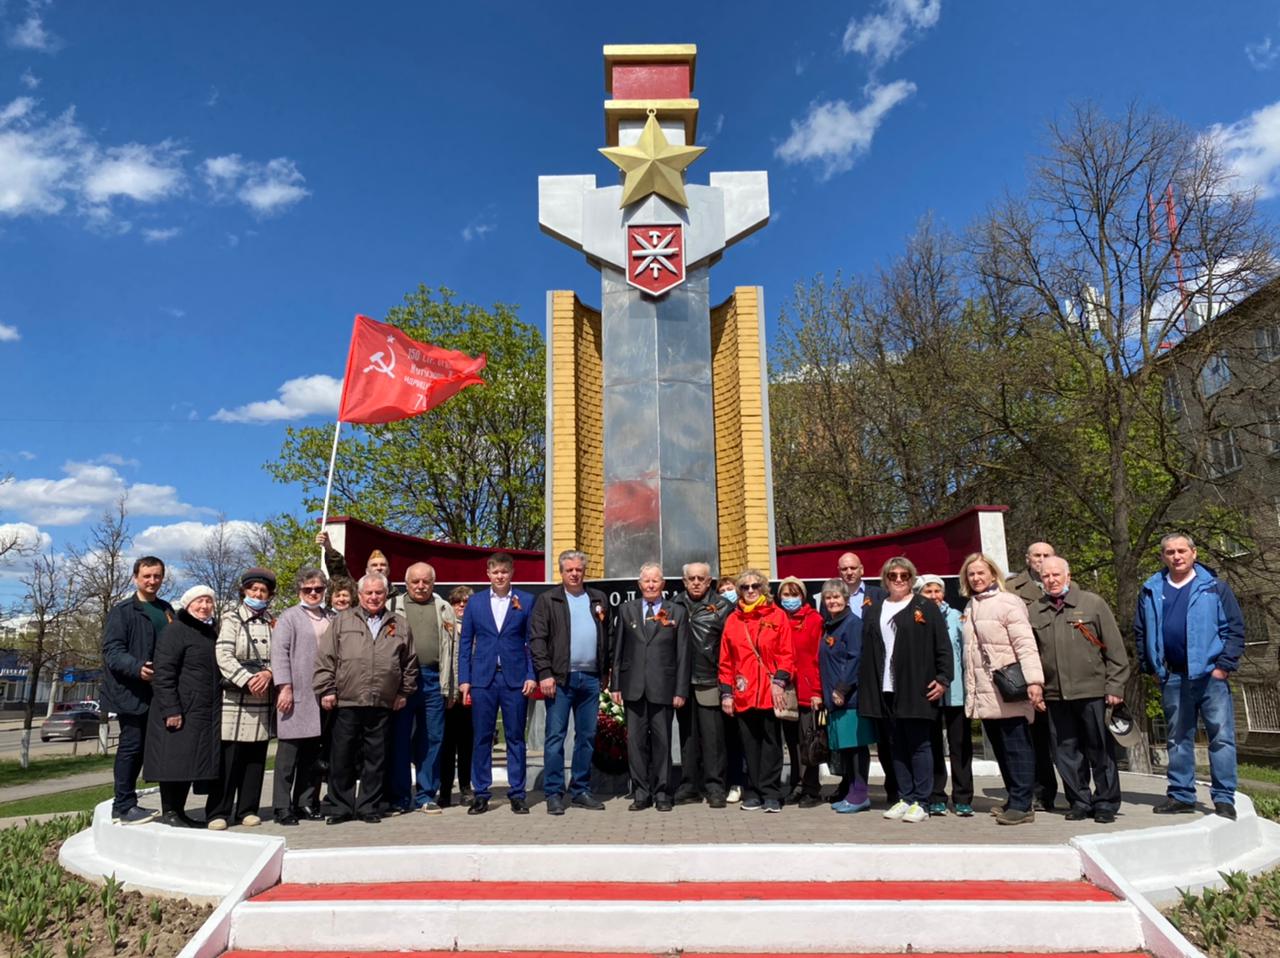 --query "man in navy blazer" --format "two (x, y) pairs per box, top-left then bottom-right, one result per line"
(459, 552), (537, 815)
